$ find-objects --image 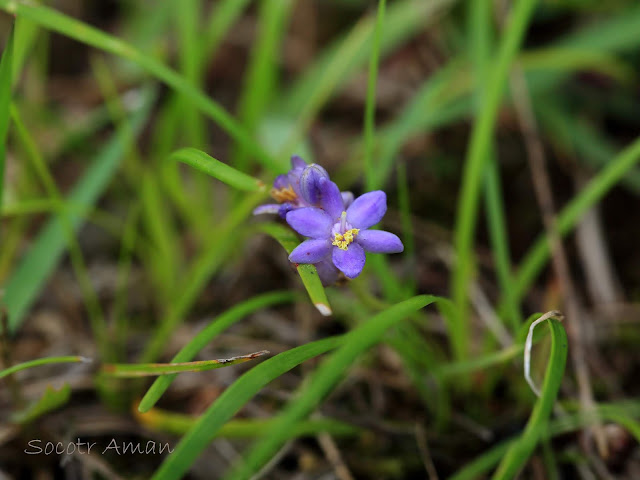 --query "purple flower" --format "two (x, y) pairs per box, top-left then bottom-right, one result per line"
(286, 179), (403, 280)
(253, 156), (353, 218)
